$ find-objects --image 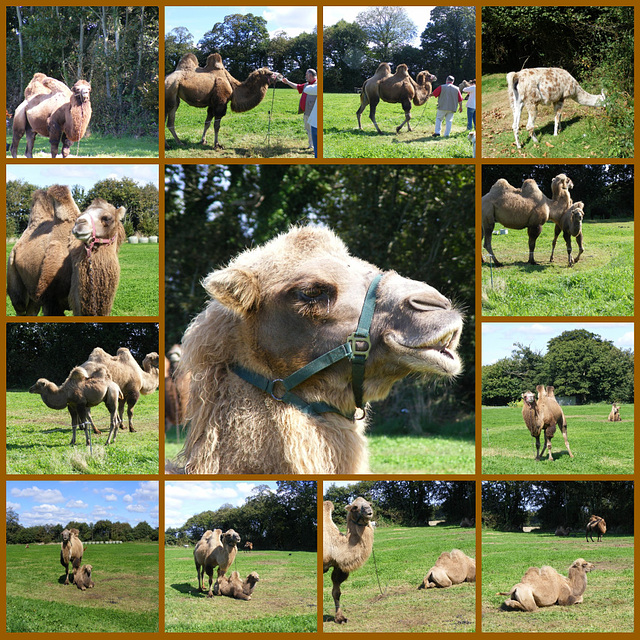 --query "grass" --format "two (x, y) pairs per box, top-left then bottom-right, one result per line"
(324, 93), (474, 158)
(6, 241), (159, 317)
(6, 542), (159, 632)
(323, 525), (475, 632)
(165, 89), (314, 159)
(6, 390), (159, 474)
(482, 530), (634, 632)
(165, 547), (317, 632)
(482, 403), (634, 475)
(481, 73), (631, 159)
(481, 219), (634, 316)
